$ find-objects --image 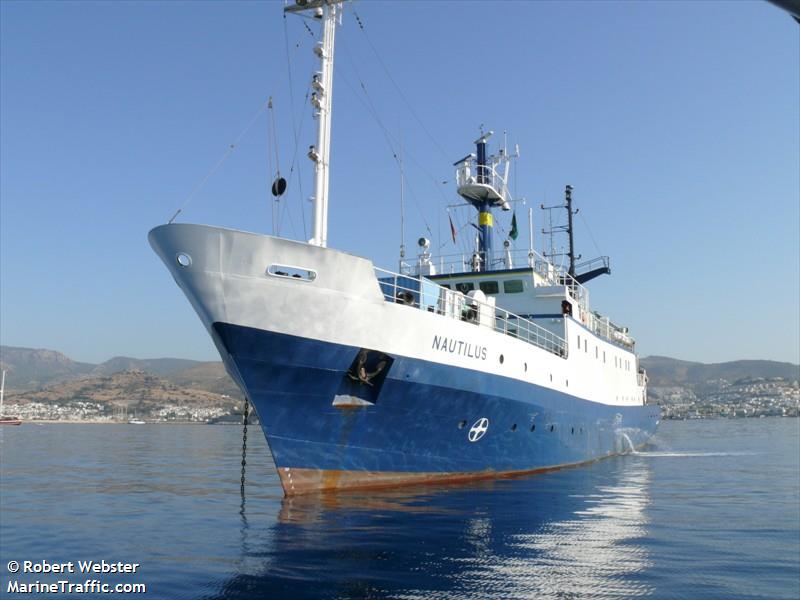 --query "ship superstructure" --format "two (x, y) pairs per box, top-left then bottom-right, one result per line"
(149, 0), (659, 495)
